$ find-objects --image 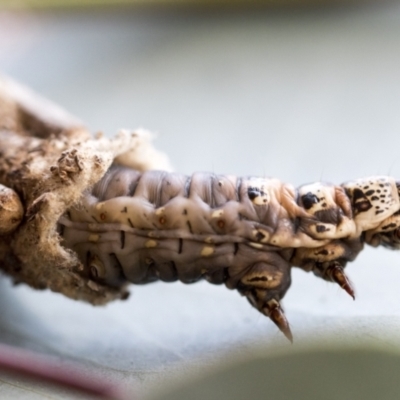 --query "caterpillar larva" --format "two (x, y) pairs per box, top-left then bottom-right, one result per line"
(59, 166), (400, 341)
